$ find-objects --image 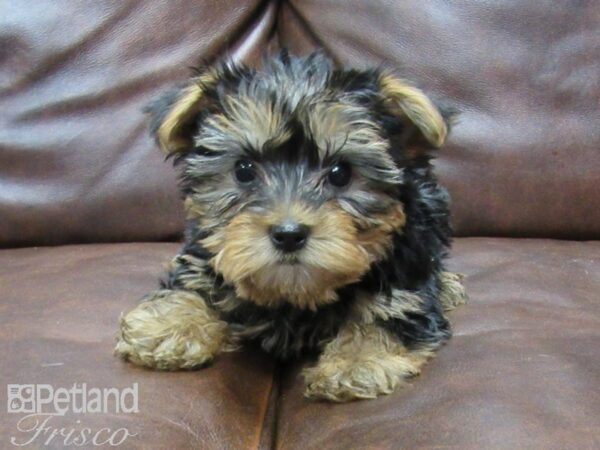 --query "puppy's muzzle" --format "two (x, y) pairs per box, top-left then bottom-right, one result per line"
(269, 221), (311, 253)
